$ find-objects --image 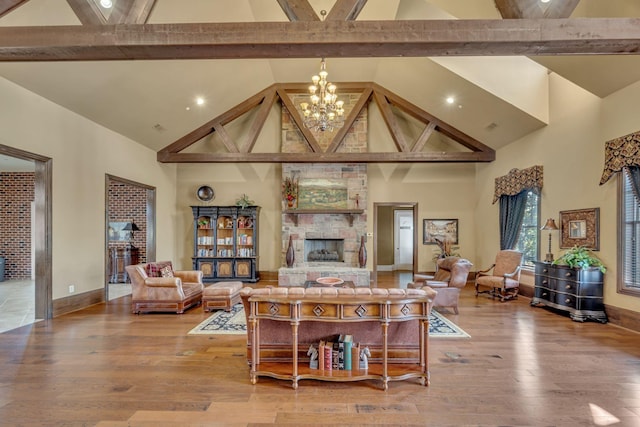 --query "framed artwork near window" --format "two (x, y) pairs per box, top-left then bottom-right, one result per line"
(423, 219), (458, 245)
(559, 208), (600, 250)
(108, 221), (129, 242)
